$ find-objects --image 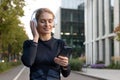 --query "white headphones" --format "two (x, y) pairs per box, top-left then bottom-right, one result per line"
(30, 9), (57, 28)
(30, 10), (38, 27)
